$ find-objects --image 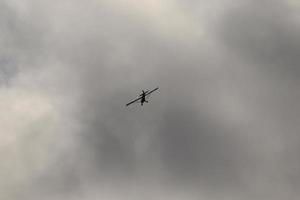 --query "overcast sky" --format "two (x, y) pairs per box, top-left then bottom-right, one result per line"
(1, 0), (300, 199)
